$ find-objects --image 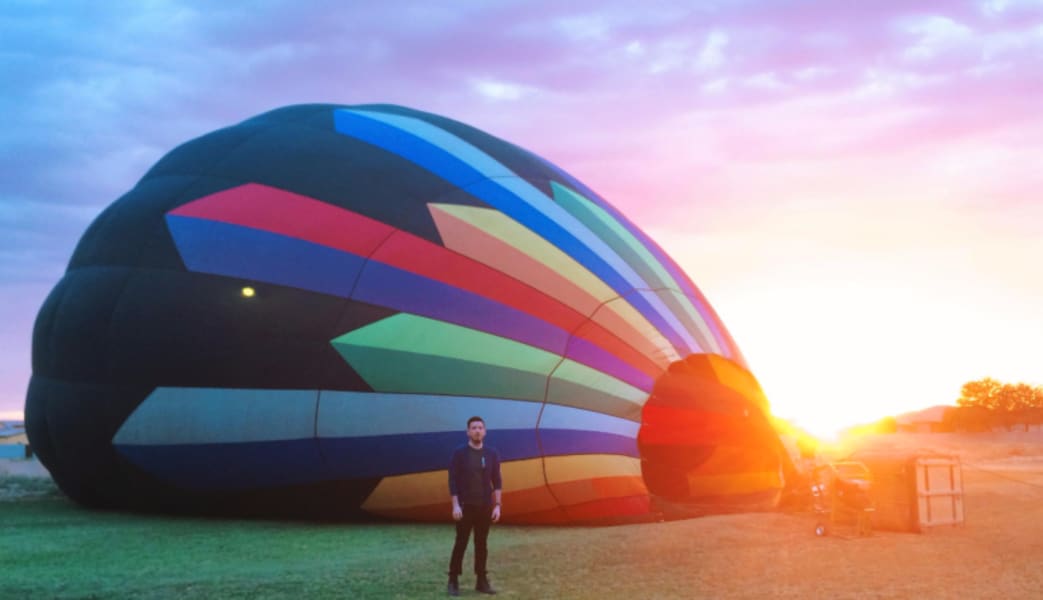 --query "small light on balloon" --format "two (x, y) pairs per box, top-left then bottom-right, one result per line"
(241, 286), (256, 298)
